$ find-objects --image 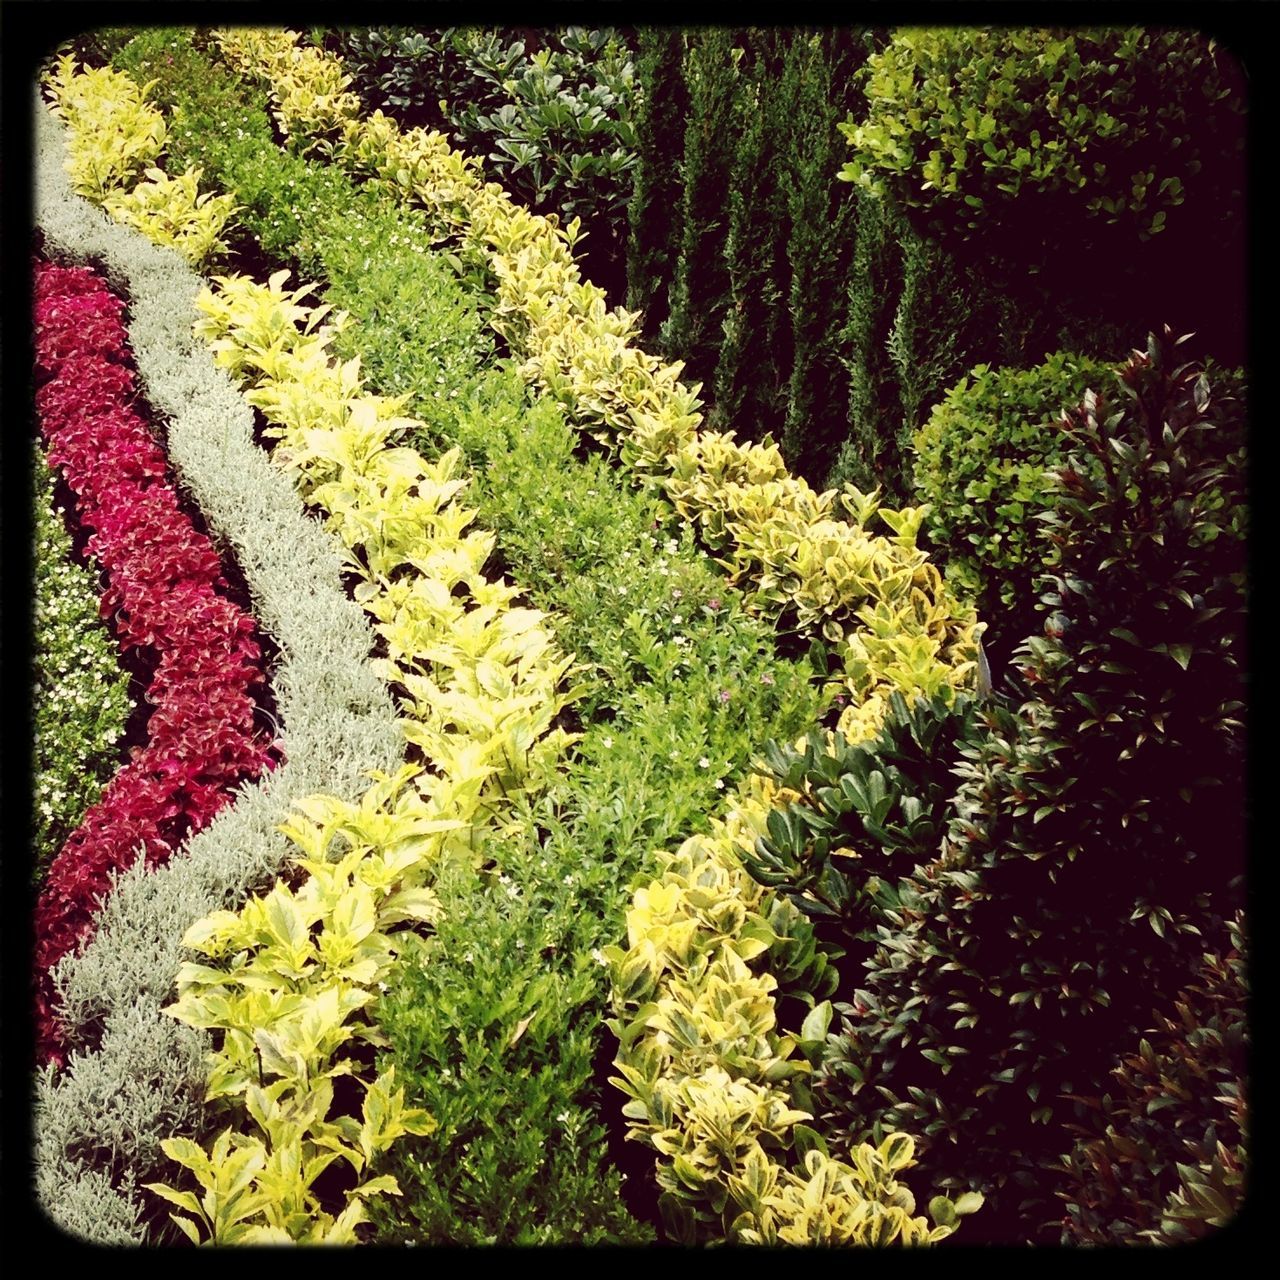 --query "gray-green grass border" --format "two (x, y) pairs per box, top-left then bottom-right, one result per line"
(32, 94), (403, 1244)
